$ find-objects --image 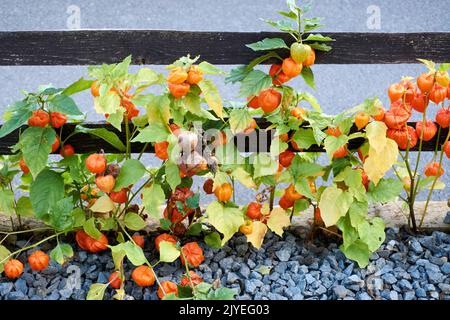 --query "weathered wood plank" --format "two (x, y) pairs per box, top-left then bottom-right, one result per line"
(0, 31), (449, 65)
(0, 121), (446, 154)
